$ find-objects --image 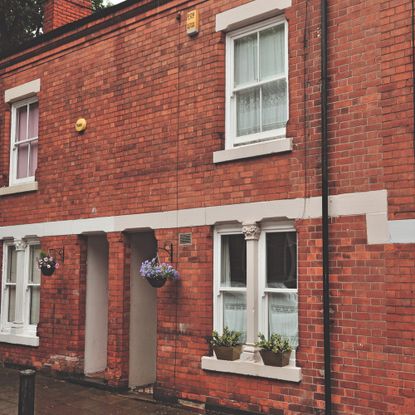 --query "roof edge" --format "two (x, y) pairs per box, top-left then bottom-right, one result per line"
(0, 0), (175, 66)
